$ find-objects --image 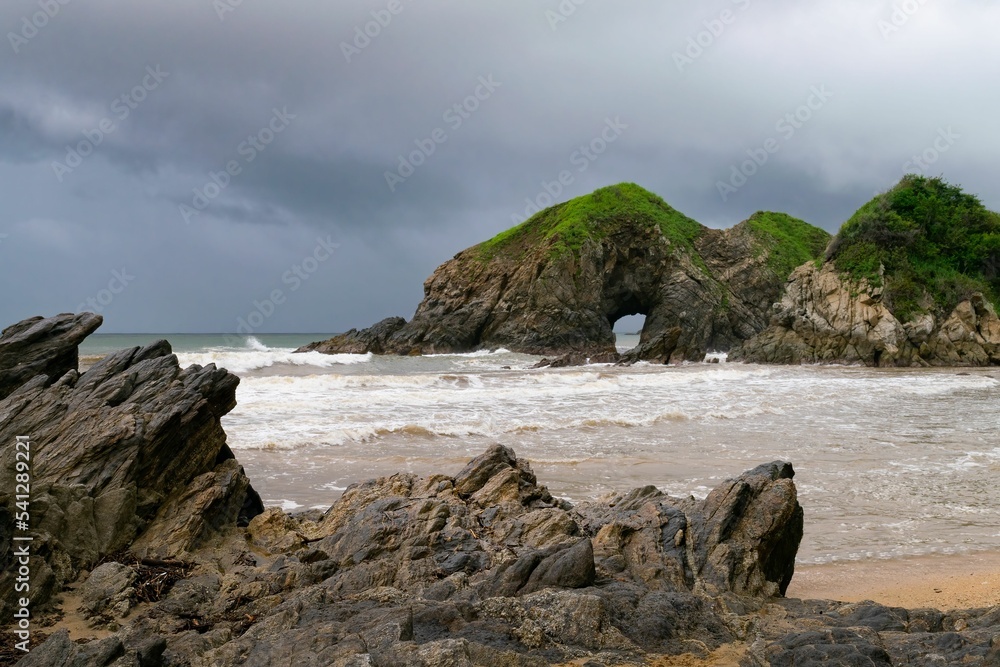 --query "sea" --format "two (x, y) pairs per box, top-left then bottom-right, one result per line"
(78, 333), (1000, 565)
